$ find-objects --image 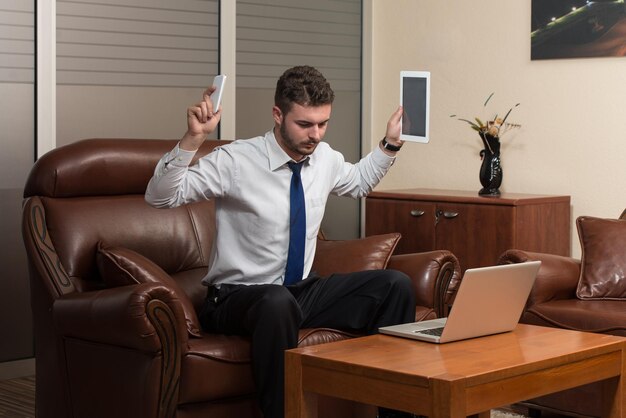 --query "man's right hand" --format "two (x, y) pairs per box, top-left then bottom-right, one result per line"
(180, 86), (222, 151)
